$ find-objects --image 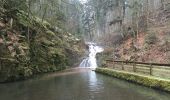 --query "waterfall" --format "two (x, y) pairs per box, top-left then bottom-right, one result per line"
(79, 43), (104, 68)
